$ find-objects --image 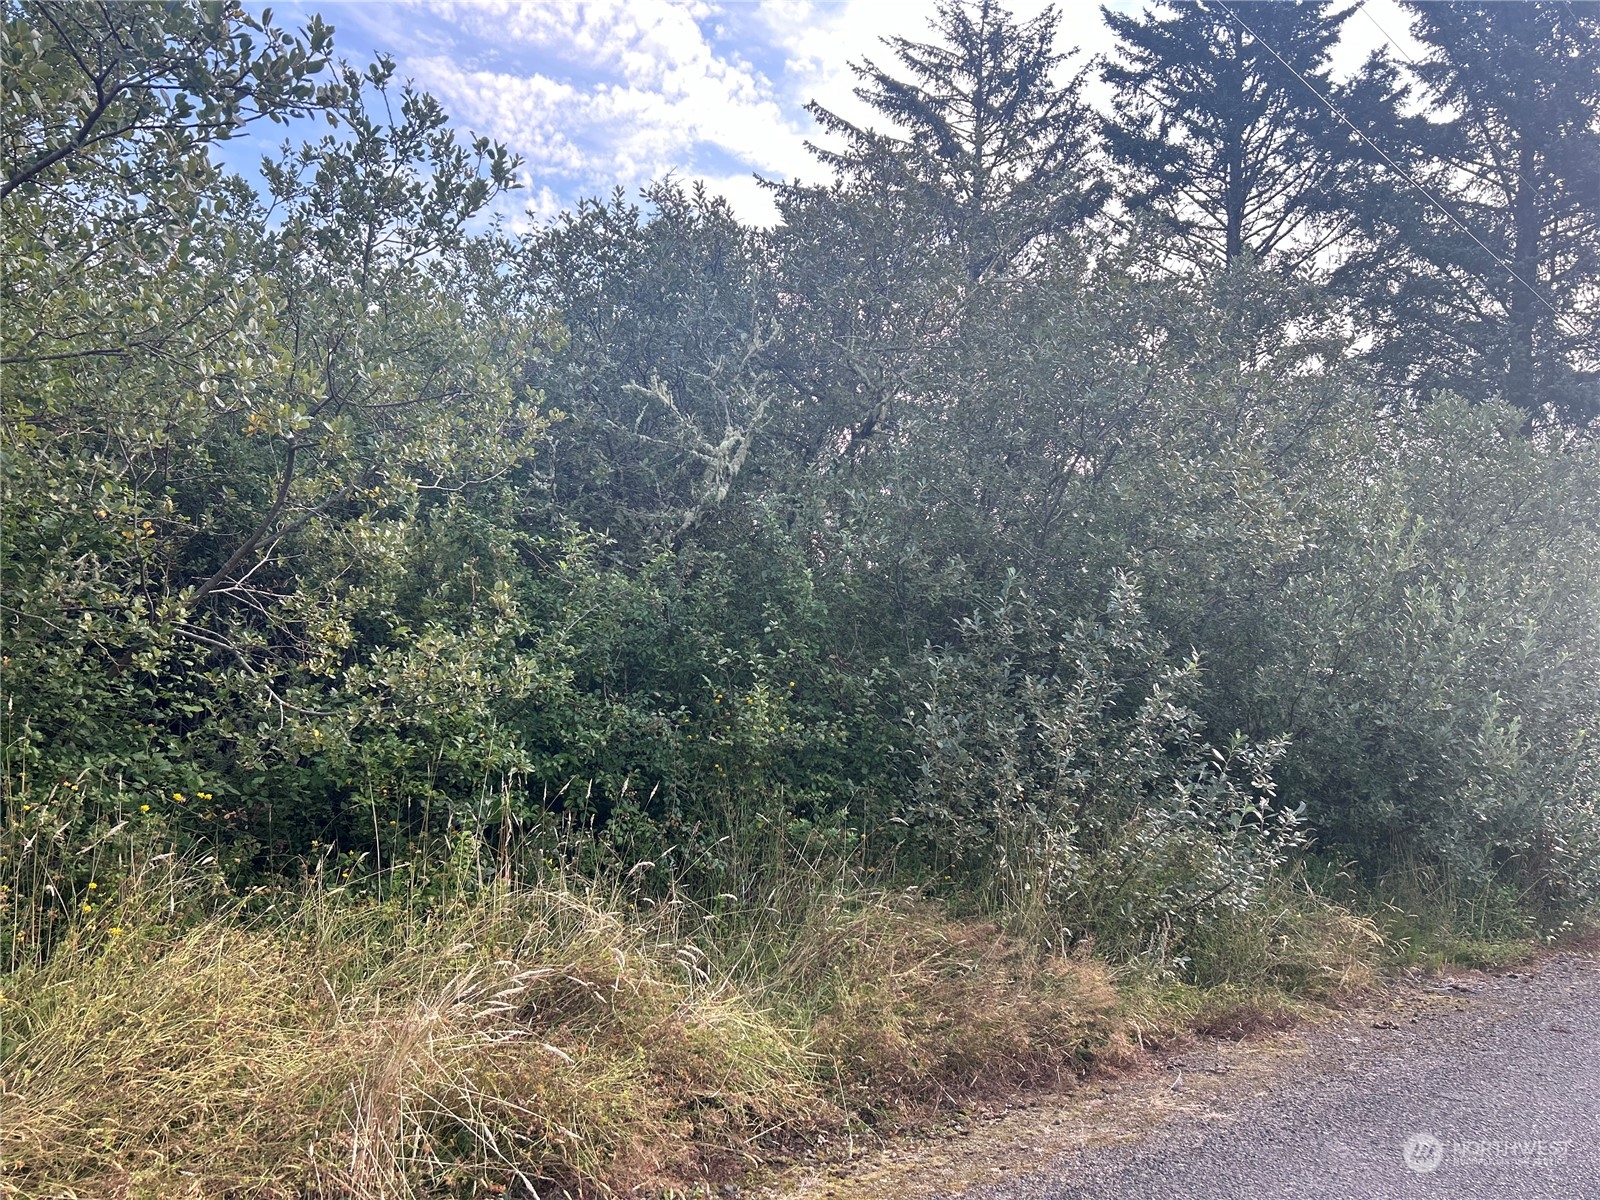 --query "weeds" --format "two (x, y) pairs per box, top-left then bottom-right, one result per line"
(0, 857), (1130, 1199)
(0, 787), (1392, 1199)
